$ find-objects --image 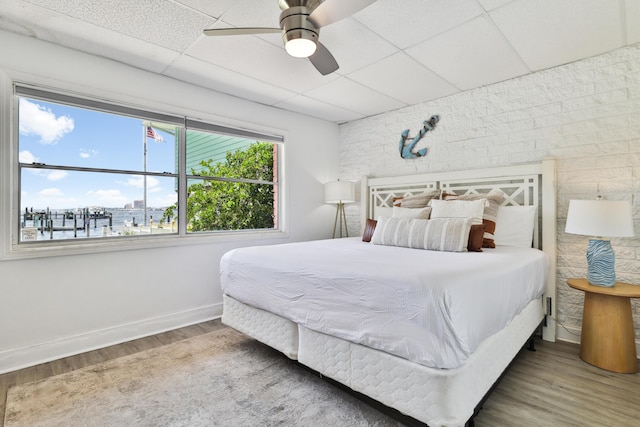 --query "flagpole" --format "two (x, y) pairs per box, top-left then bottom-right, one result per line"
(143, 126), (148, 227)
